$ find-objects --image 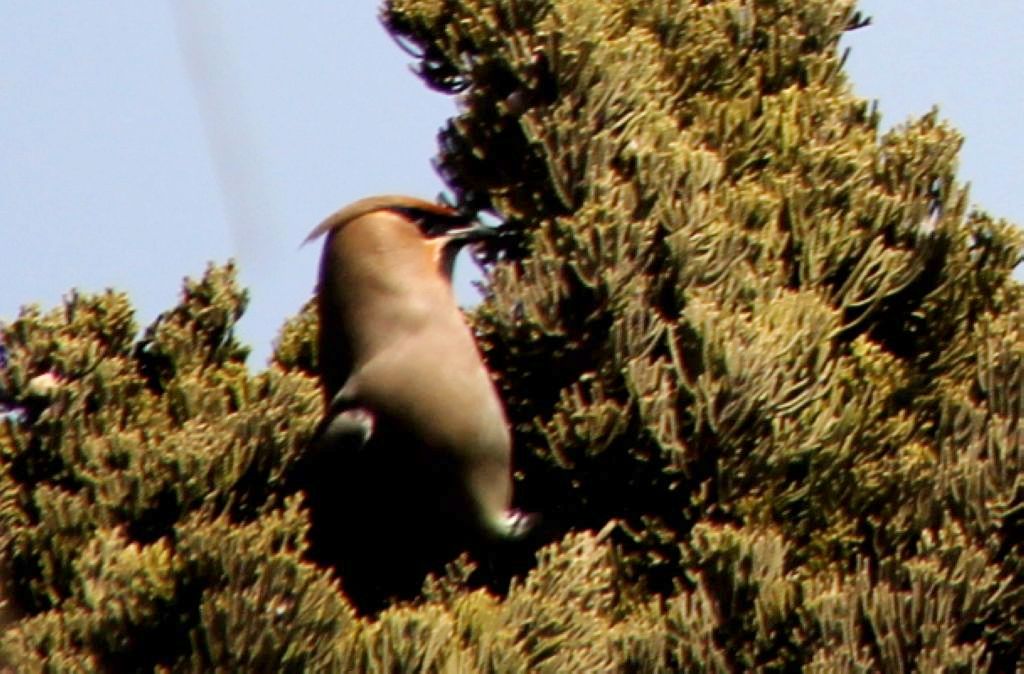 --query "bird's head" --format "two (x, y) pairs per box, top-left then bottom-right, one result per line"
(305, 195), (496, 281)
